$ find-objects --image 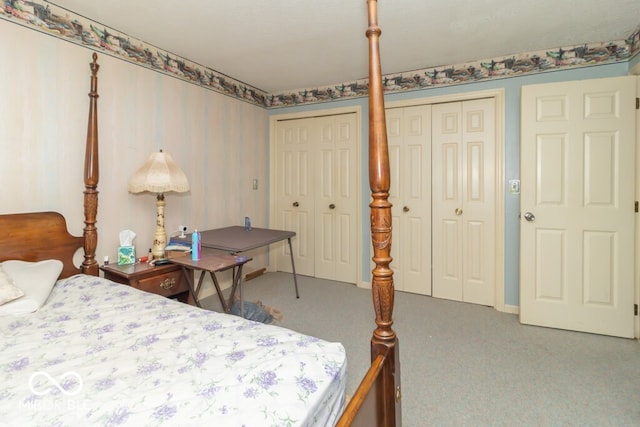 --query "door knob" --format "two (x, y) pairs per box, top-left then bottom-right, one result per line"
(403, 206), (409, 212)
(523, 212), (535, 222)
(293, 201), (299, 207)
(329, 204), (336, 209)
(455, 208), (463, 216)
